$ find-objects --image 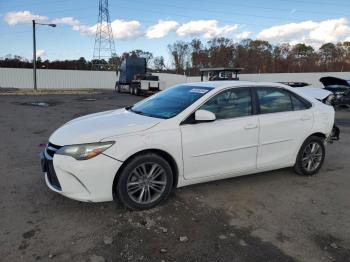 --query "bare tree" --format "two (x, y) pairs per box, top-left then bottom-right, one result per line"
(168, 41), (191, 74)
